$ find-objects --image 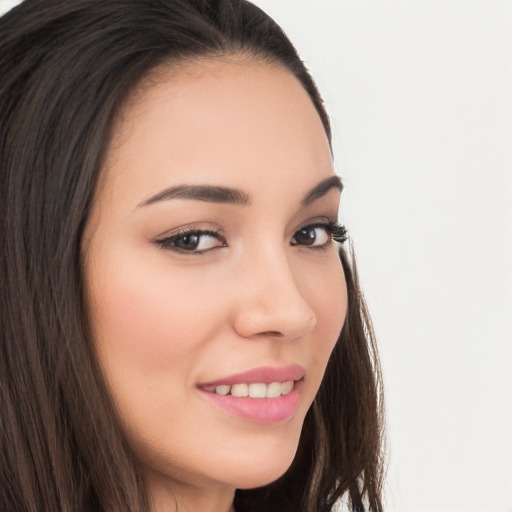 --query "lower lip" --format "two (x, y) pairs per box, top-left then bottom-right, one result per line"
(198, 381), (302, 424)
